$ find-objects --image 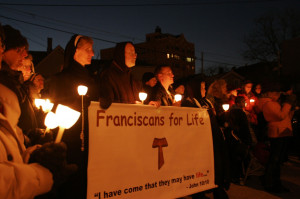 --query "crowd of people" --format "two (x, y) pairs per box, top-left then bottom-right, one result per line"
(0, 23), (299, 199)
